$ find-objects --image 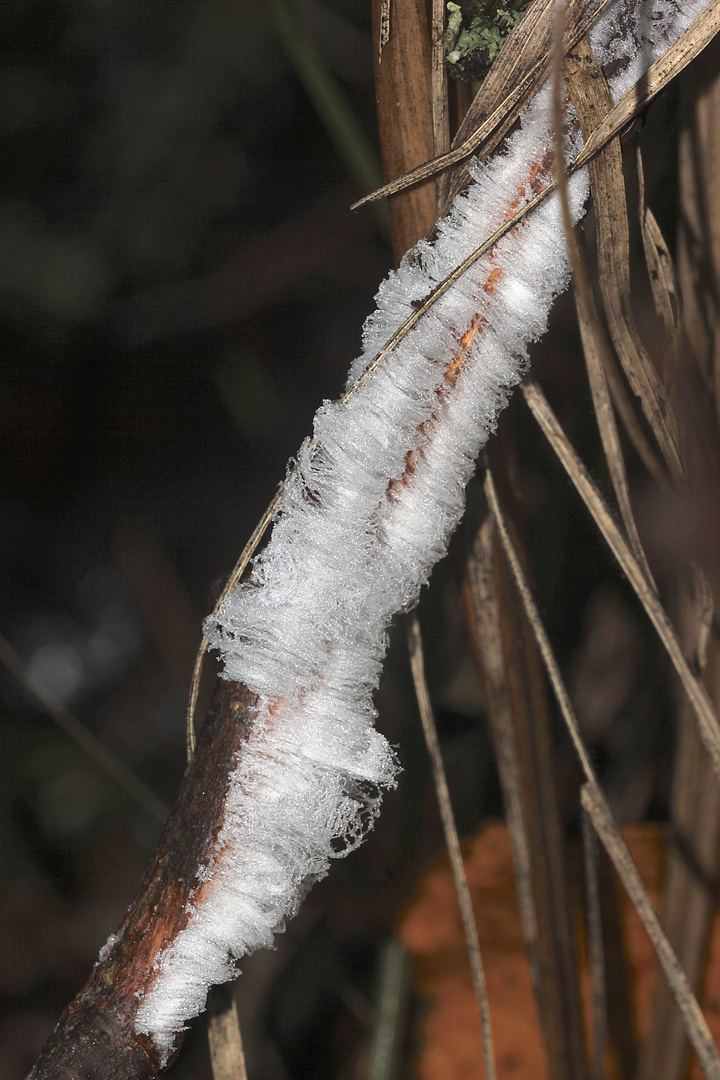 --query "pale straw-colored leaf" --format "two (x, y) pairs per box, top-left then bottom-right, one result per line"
(207, 985), (248, 1080)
